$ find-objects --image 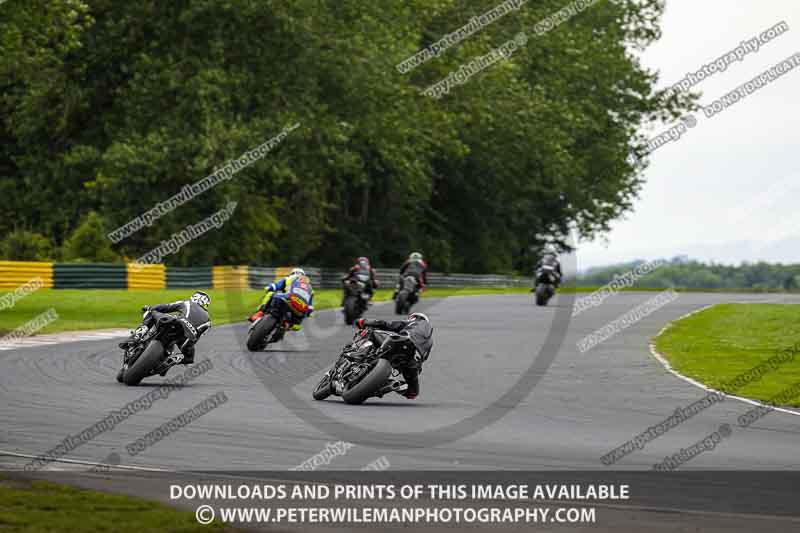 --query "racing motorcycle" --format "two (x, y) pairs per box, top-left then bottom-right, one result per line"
(394, 275), (419, 315)
(246, 295), (304, 351)
(312, 329), (416, 405)
(342, 272), (371, 325)
(534, 265), (559, 306)
(117, 308), (204, 386)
